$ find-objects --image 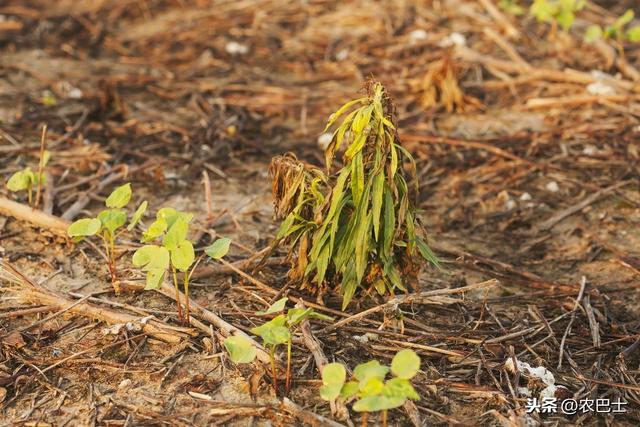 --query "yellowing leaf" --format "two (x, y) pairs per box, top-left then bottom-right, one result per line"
(391, 349), (420, 379)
